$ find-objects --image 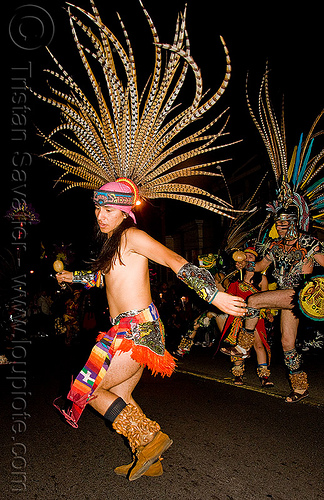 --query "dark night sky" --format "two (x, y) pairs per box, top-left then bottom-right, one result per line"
(4, 0), (324, 270)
